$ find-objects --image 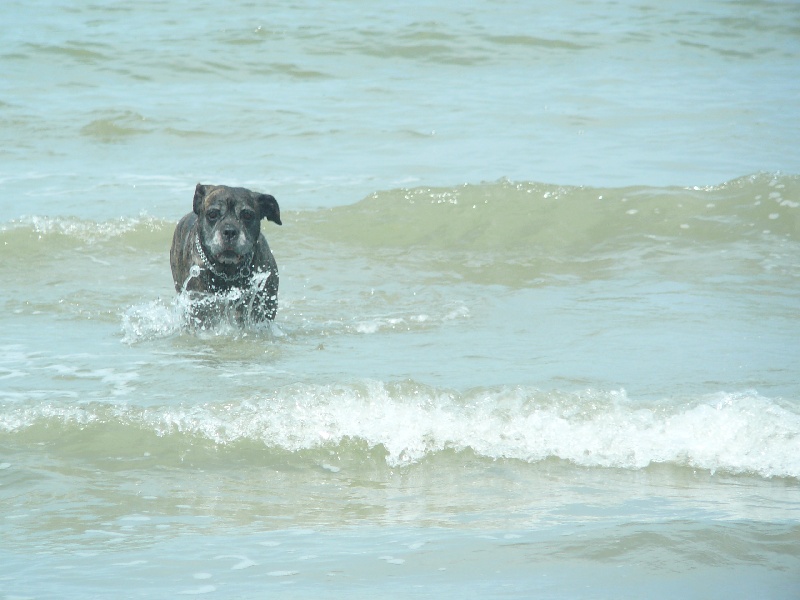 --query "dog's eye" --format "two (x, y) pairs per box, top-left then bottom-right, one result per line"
(241, 210), (256, 221)
(207, 209), (221, 221)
